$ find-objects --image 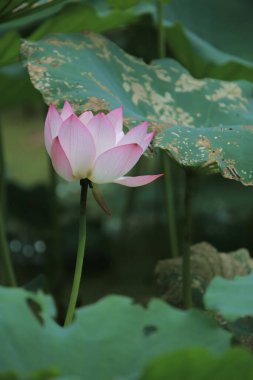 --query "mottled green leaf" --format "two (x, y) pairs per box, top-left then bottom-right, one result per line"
(0, 287), (230, 379)
(204, 273), (253, 322)
(141, 347), (253, 380)
(21, 33), (253, 185)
